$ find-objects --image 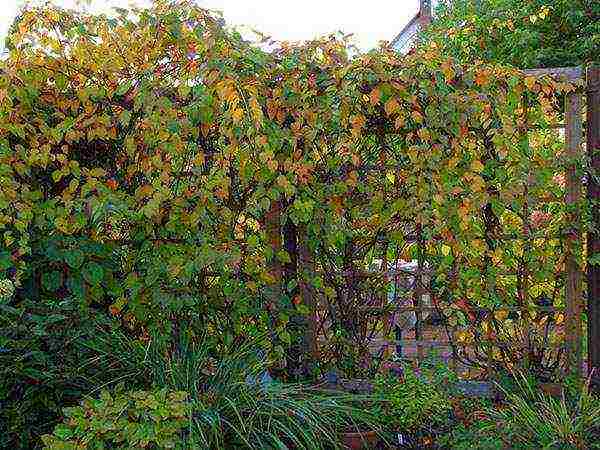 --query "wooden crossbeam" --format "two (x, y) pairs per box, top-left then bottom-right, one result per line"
(522, 66), (584, 81)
